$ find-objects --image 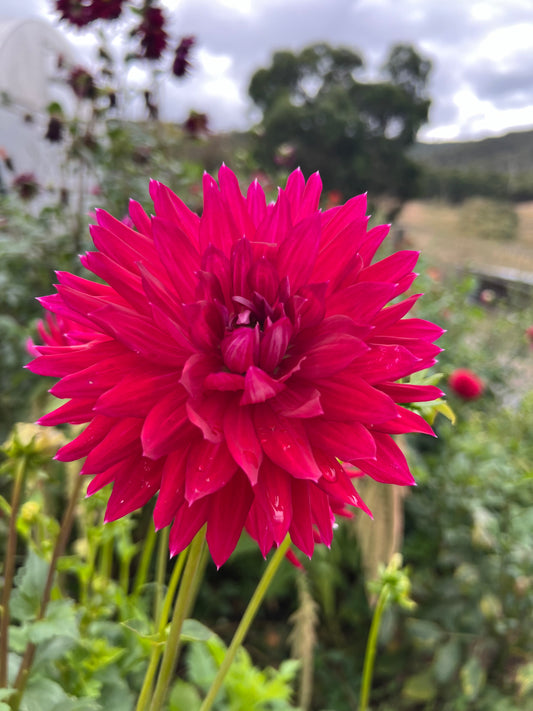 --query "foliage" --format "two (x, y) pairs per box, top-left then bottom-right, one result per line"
(248, 42), (431, 211)
(460, 198), (518, 241)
